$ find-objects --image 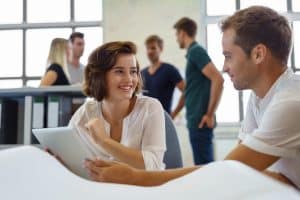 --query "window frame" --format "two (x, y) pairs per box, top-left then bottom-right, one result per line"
(0, 0), (102, 86)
